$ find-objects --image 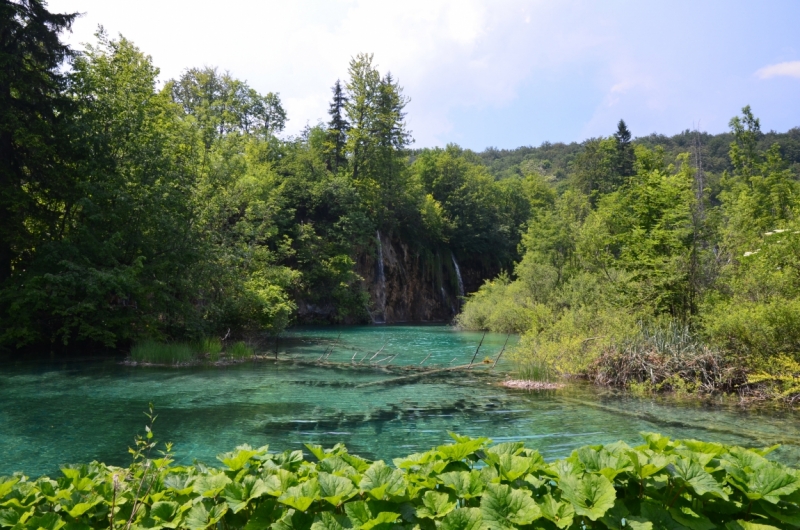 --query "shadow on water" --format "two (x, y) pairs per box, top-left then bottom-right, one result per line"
(2, 325), (800, 476)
